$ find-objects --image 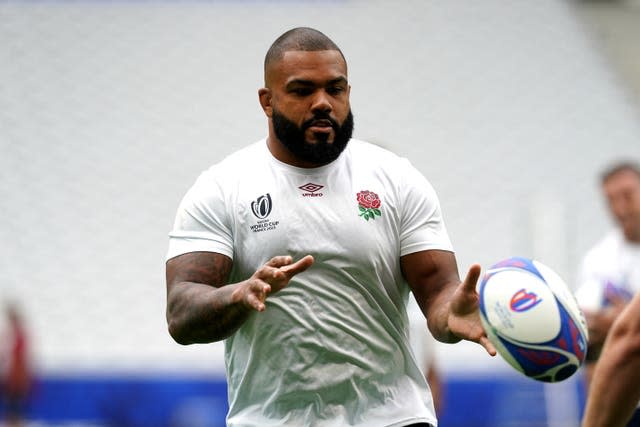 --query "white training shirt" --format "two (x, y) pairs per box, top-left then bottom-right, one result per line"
(167, 139), (453, 427)
(407, 296), (439, 376)
(575, 229), (640, 311)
